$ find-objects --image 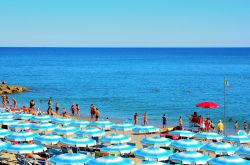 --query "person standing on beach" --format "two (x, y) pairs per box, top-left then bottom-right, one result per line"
(143, 112), (148, 125)
(90, 104), (96, 120)
(71, 104), (76, 116)
(30, 100), (36, 110)
(217, 120), (224, 135)
(179, 116), (183, 129)
(48, 97), (52, 108)
(162, 114), (167, 129)
(55, 102), (59, 114)
(6, 95), (10, 105)
(1, 95), (6, 107)
(13, 98), (17, 108)
(95, 108), (100, 121)
(244, 122), (248, 132)
(234, 121), (238, 133)
(76, 104), (80, 117)
(134, 113), (138, 125)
